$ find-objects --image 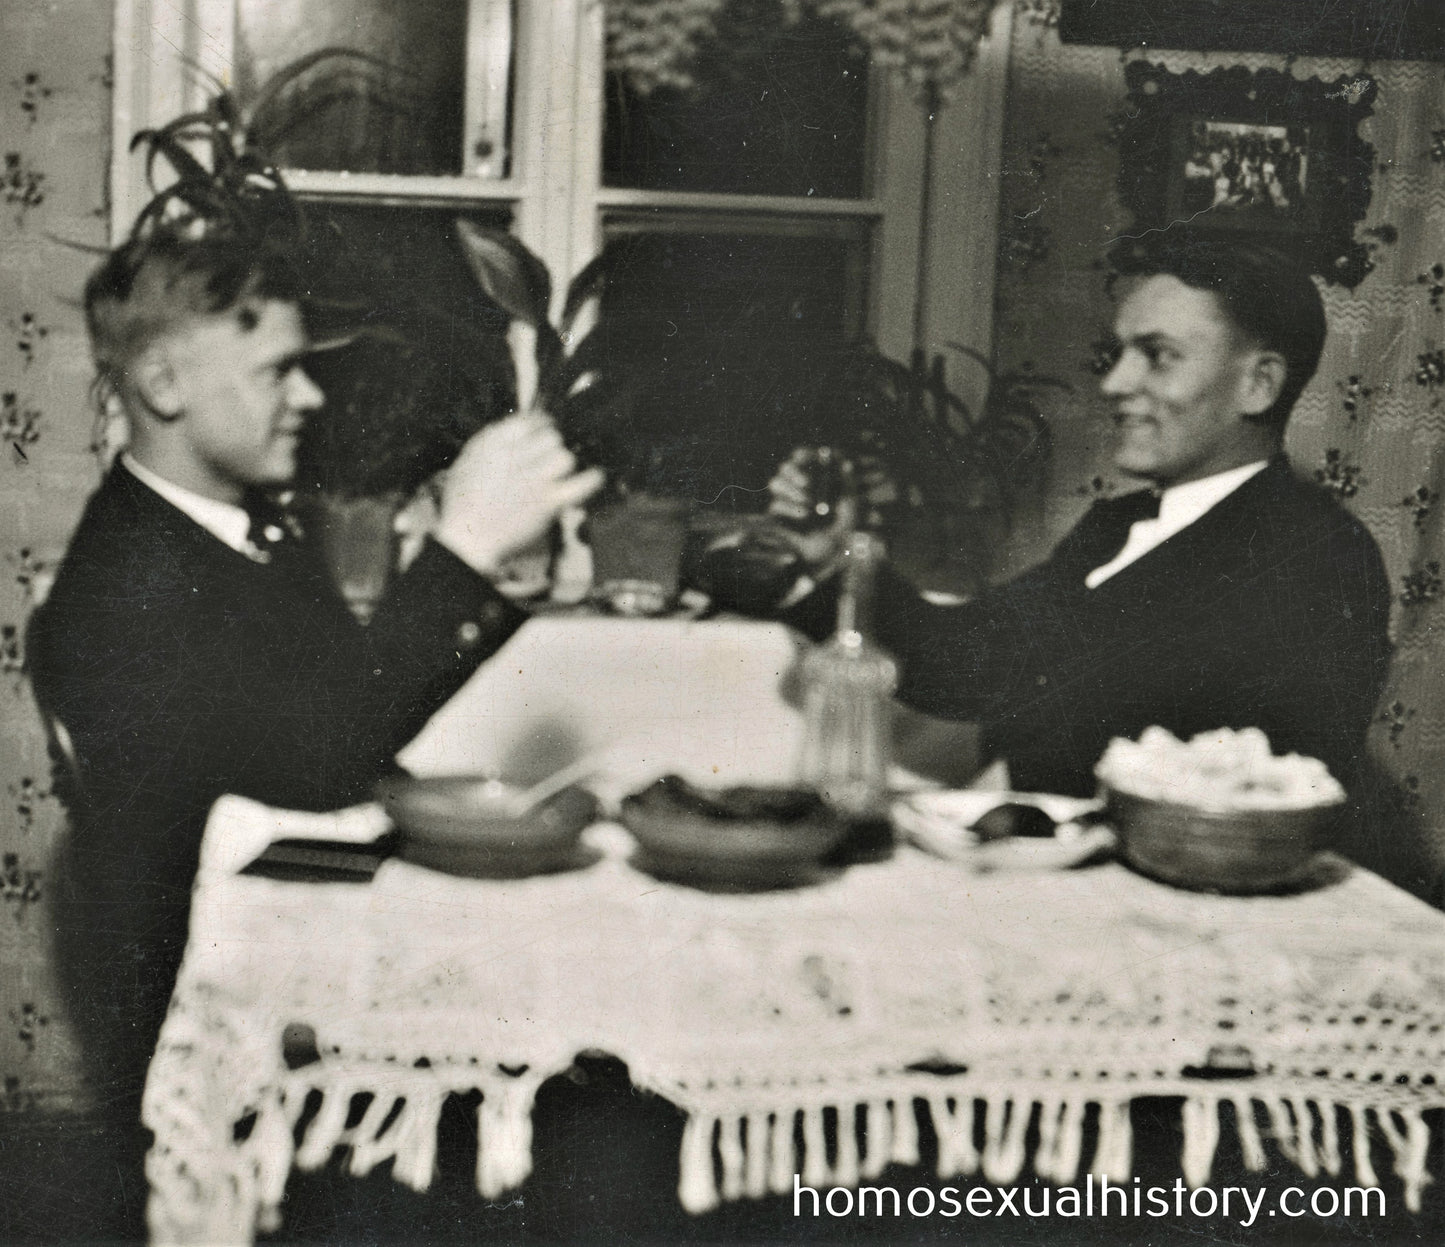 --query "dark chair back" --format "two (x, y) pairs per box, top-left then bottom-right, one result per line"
(37, 700), (86, 811)
(24, 603), (88, 813)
